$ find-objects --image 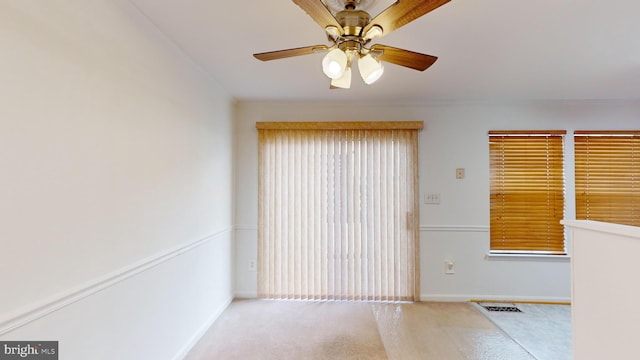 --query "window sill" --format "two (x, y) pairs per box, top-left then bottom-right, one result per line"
(485, 253), (571, 262)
